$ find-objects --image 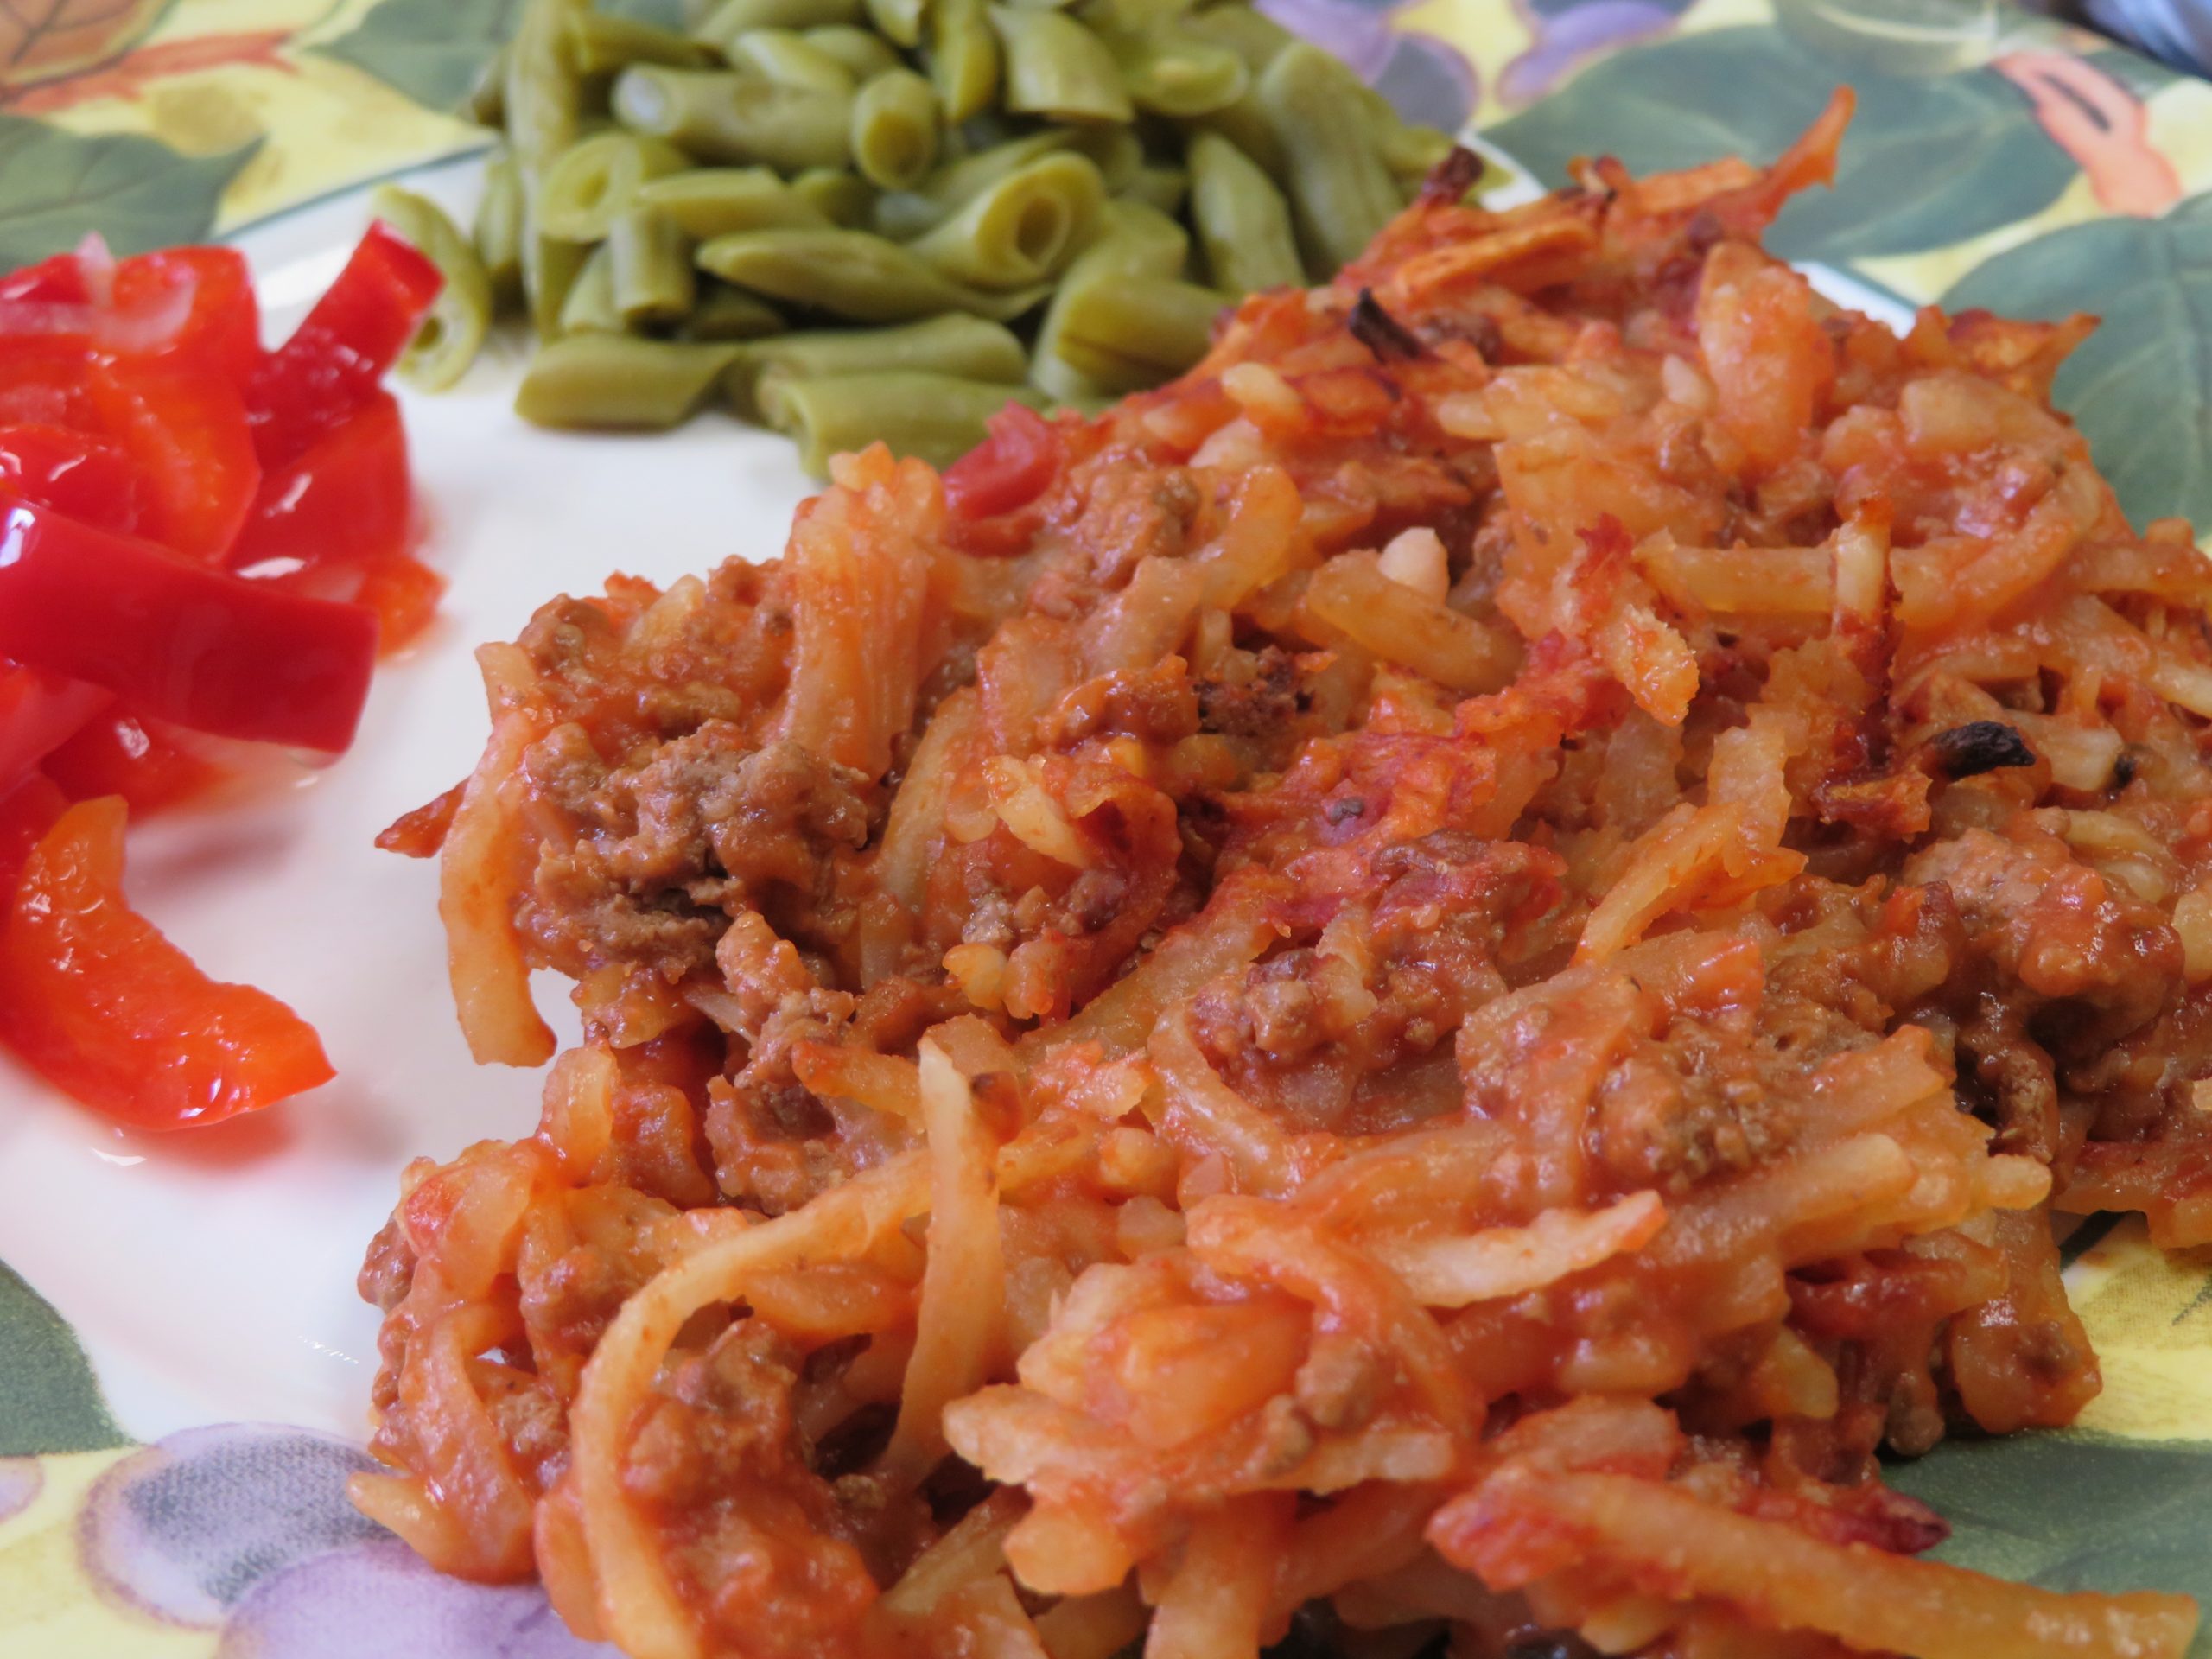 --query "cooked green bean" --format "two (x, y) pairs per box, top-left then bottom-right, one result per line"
(698, 227), (1048, 321)
(538, 130), (690, 240)
(862, 0), (927, 47)
(1178, 3), (1294, 73)
(1037, 364), (1118, 407)
(850, 68), (940, 190)
(524, 230), (591, 337)
(372, 186), (495, 390)
(1124, 161), (1187, 215)
(1048, 272), (1219, 391)
(758, 371), (1047, 474)
(792, 168), (878, 226)
(686, 283), (790, 340)
(557, 242), (624, 334)
(1030, 199), (1189, 396)
(991, 7), (1132, 123)
(1079, 0), (1192, 31)
(516, 335), (745, 429)
(1062, 122), (1141, 189)
(1079, 195), (1191, 274)
(1192, 95), (1283, 181)
(474, 148), (526, 305)
(636, 167), (832, 237)
(1382, 118), (1461, 193)
(725, 28), (859, 92)
(442, 0), (1464, 471)
(1178, 4), (1294, 177)
(1355, 78), (1404, 135)
(870, 194), (944, 242)
(1336, 83), (1442, 196)
(465, 45), (508, 126)
(930, 0), (1001, 124)
(609, 205), (696, 325)
(1103, 24), (1246, 116)
(505, 0), (586, 175)
(612, 66), (853, 170)
(804, 22), (902, 79)
(691, 0), (864, 48)
(568, 10), (715, 74)
(957, 111), (1023, 145)
(908, 151), (1103, 288)
(1186, 130), (1300, 295)
(1255, 42), (1402, 277)
(726, 314), (1027, 412)
(871, 130), (1068, 238)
